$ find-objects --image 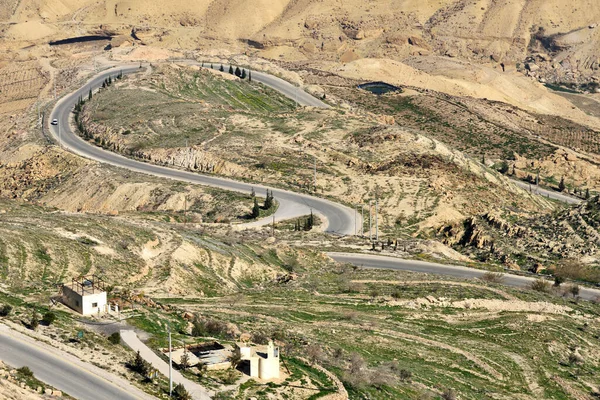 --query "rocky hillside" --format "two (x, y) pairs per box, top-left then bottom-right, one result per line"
(438, 196), (600, 277)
